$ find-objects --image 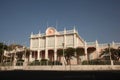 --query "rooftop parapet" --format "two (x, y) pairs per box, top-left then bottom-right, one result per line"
(31, 29), (77, 38)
